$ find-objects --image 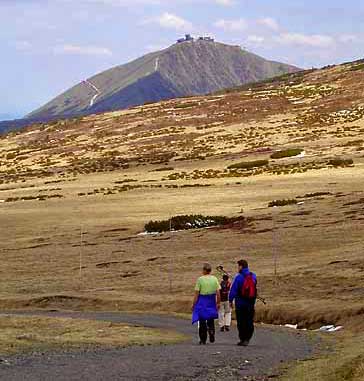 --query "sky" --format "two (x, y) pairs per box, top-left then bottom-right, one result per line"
(1, 0), (364, 120)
